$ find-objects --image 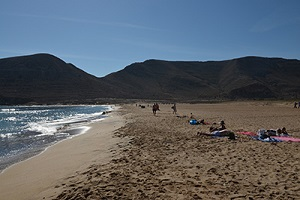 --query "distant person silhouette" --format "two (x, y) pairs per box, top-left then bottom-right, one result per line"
(152, 103), (159, 115)
(171, 103), (177, 114)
